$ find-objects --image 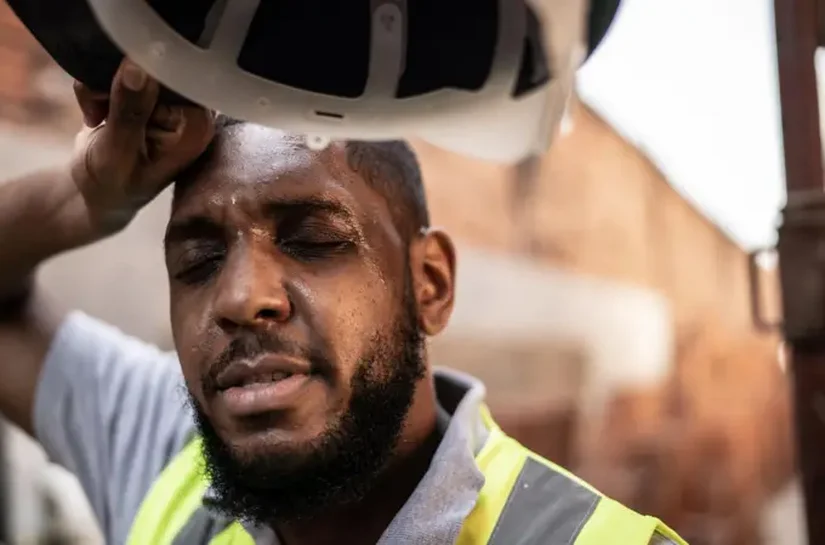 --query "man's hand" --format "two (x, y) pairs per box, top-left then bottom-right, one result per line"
(71, 58), (215, 234)
(0, 59), (215, 433)
(0, 58), (220, 531)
